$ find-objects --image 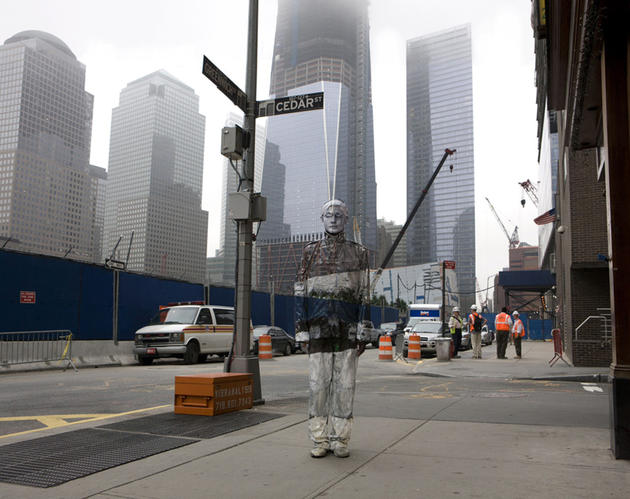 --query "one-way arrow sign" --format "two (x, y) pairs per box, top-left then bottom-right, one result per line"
(202, 56), (247, 112)
(105, 258), (126, 271)
(257, 92), (324, 117)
